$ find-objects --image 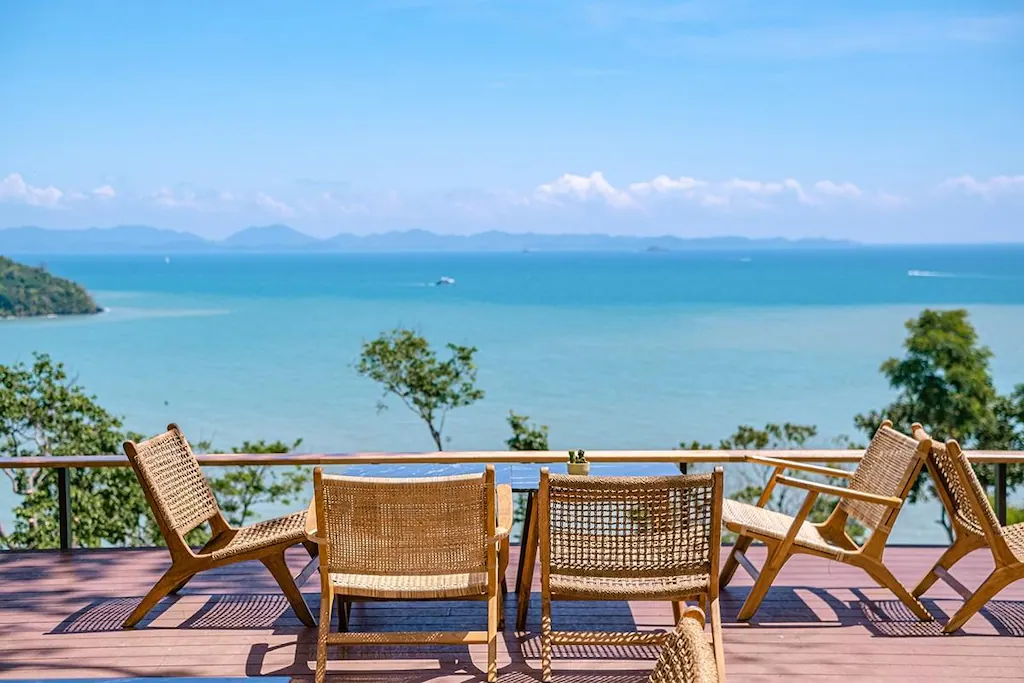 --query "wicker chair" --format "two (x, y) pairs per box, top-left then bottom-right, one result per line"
(912, 427), (1024, 632)
(720, 420), (932, 621)
(122, 424), (316, 628)
(308, 465), (512, 683)
(538, 468), (726, 683)
(649, 607), (722, 683)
